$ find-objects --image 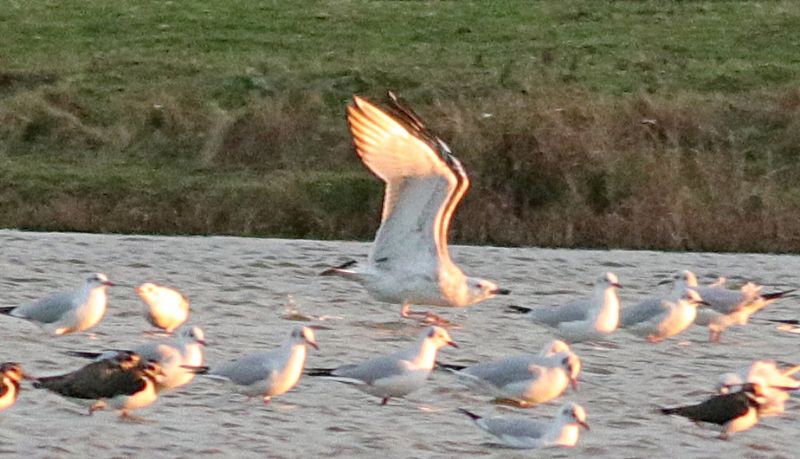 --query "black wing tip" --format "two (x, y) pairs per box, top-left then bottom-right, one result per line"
(763, 289), (796, 300)
(305, 368), (335, 377)
(458, 408), (481, 421)
(320, 260), (357, 276)
(64, 351), (102, 360)
(768, 318), (799, 325)
(0, 306), (16, 315)
(507, 305), (531, 314)
(435, 361), (466, 371)
(180, 365), (209, 374)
